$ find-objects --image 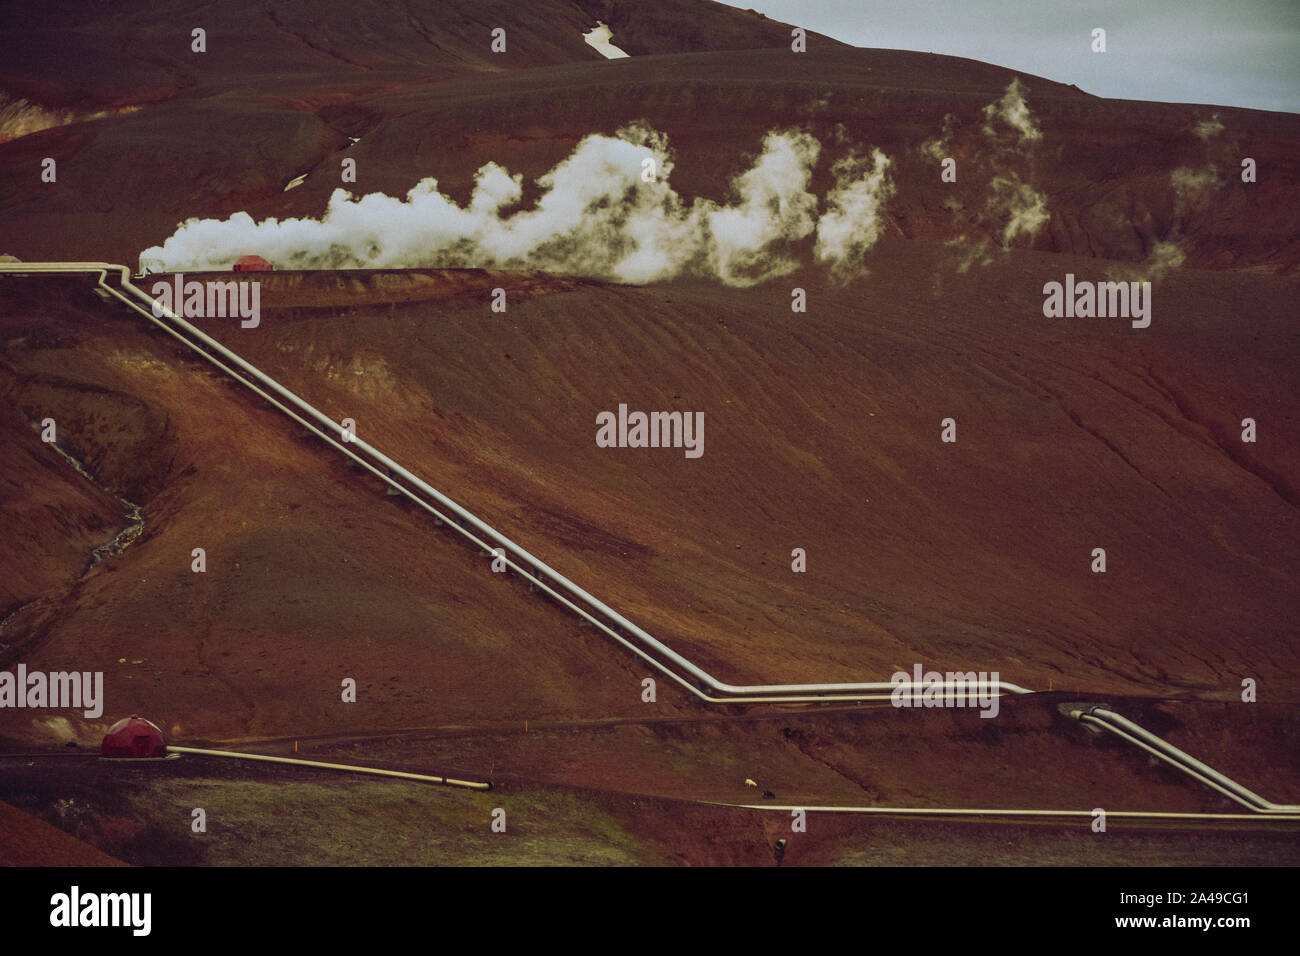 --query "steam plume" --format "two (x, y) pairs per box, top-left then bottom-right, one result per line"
(141, 123), (894, 286)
